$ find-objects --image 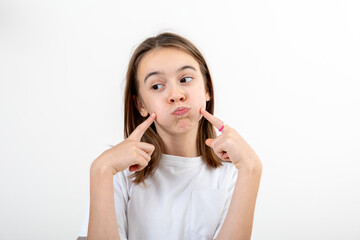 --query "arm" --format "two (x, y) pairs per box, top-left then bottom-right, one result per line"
(87, 157), (121, 240)
(87, 114), (156, 239)
(215, 163), (262, 240)
(199, 108), (263, 240)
